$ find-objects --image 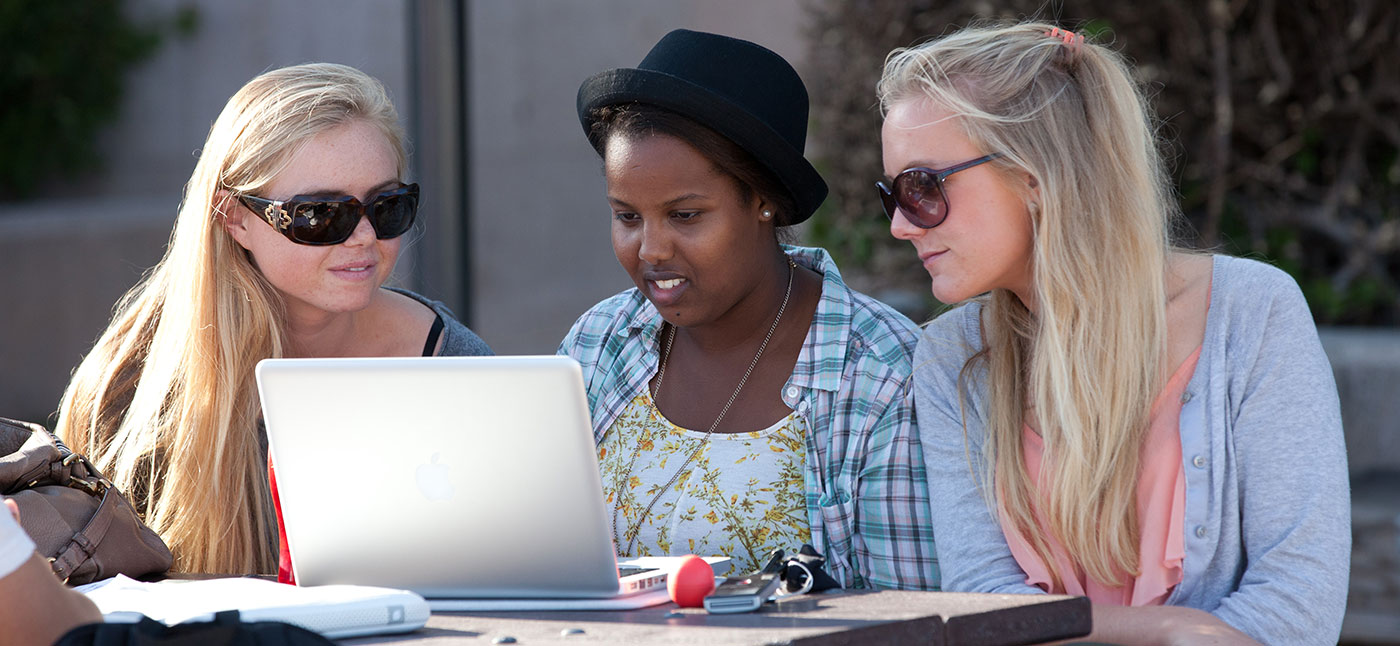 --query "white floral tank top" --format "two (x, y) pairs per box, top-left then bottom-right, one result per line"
(598, 391), (811, 573)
